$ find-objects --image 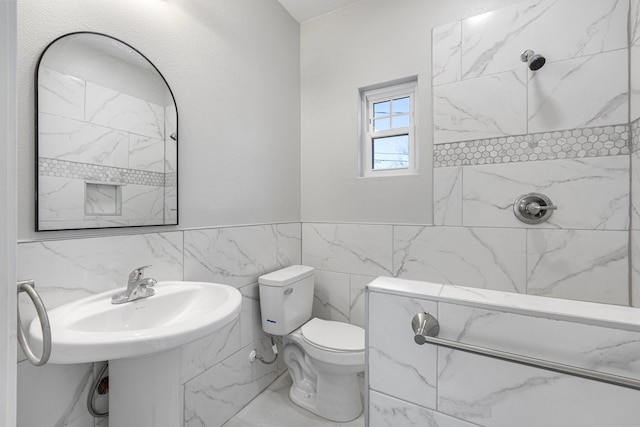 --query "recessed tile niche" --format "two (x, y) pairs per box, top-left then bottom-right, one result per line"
(85, 183), (122, 216)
